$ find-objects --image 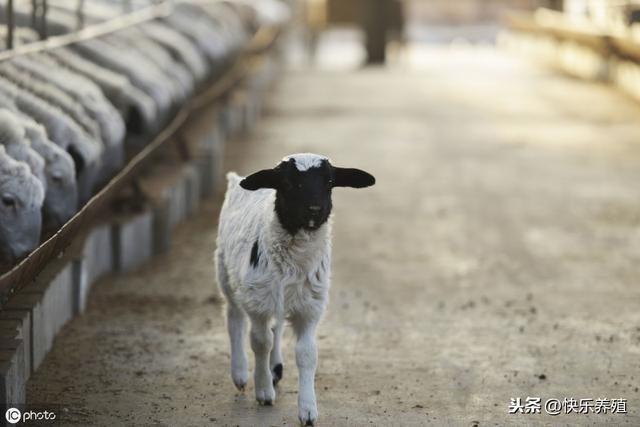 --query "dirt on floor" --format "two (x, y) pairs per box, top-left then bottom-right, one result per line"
(28, 47), (640, 426)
